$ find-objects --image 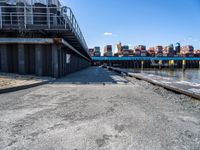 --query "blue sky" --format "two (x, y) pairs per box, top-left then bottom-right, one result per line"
(61, 0), (200, 52)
